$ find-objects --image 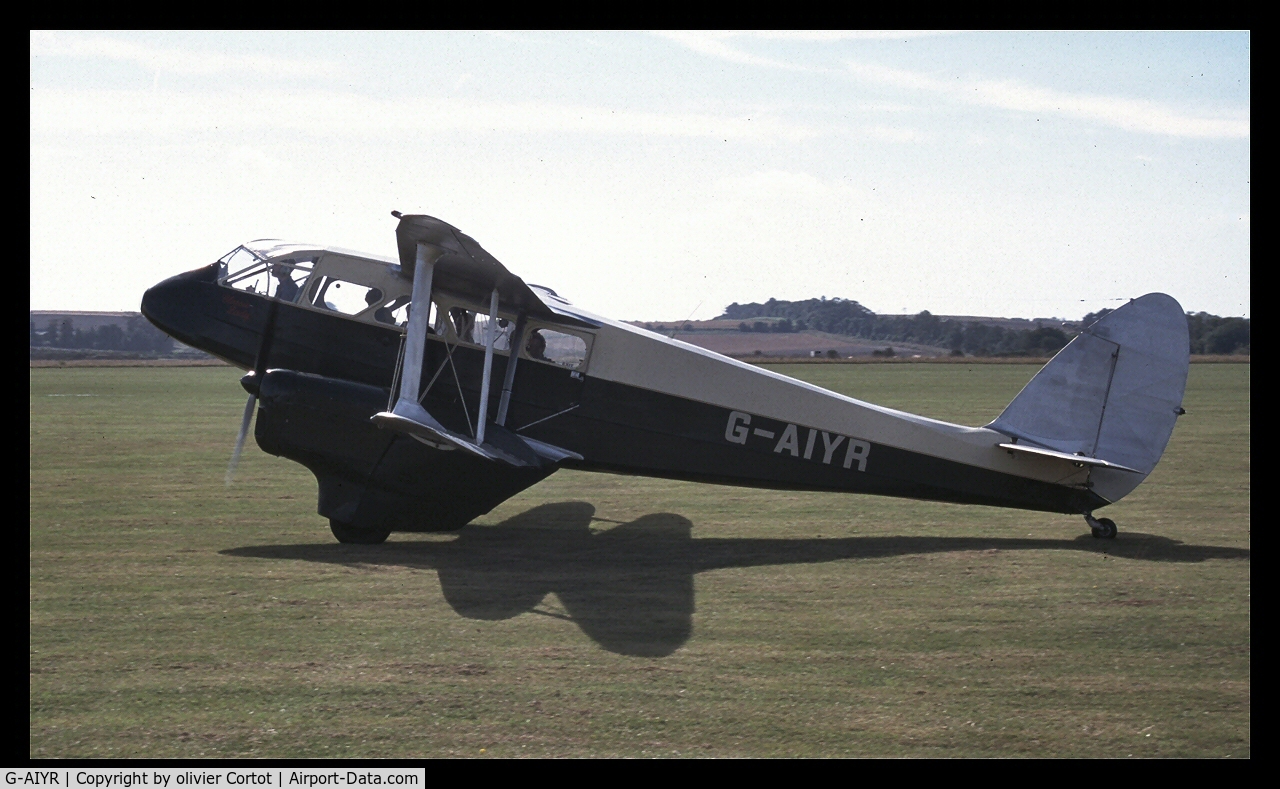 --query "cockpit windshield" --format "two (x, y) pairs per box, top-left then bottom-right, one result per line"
(215, 240), (413, 327)
(218, 240), (322, 303)
(243, 240), (325, 261)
